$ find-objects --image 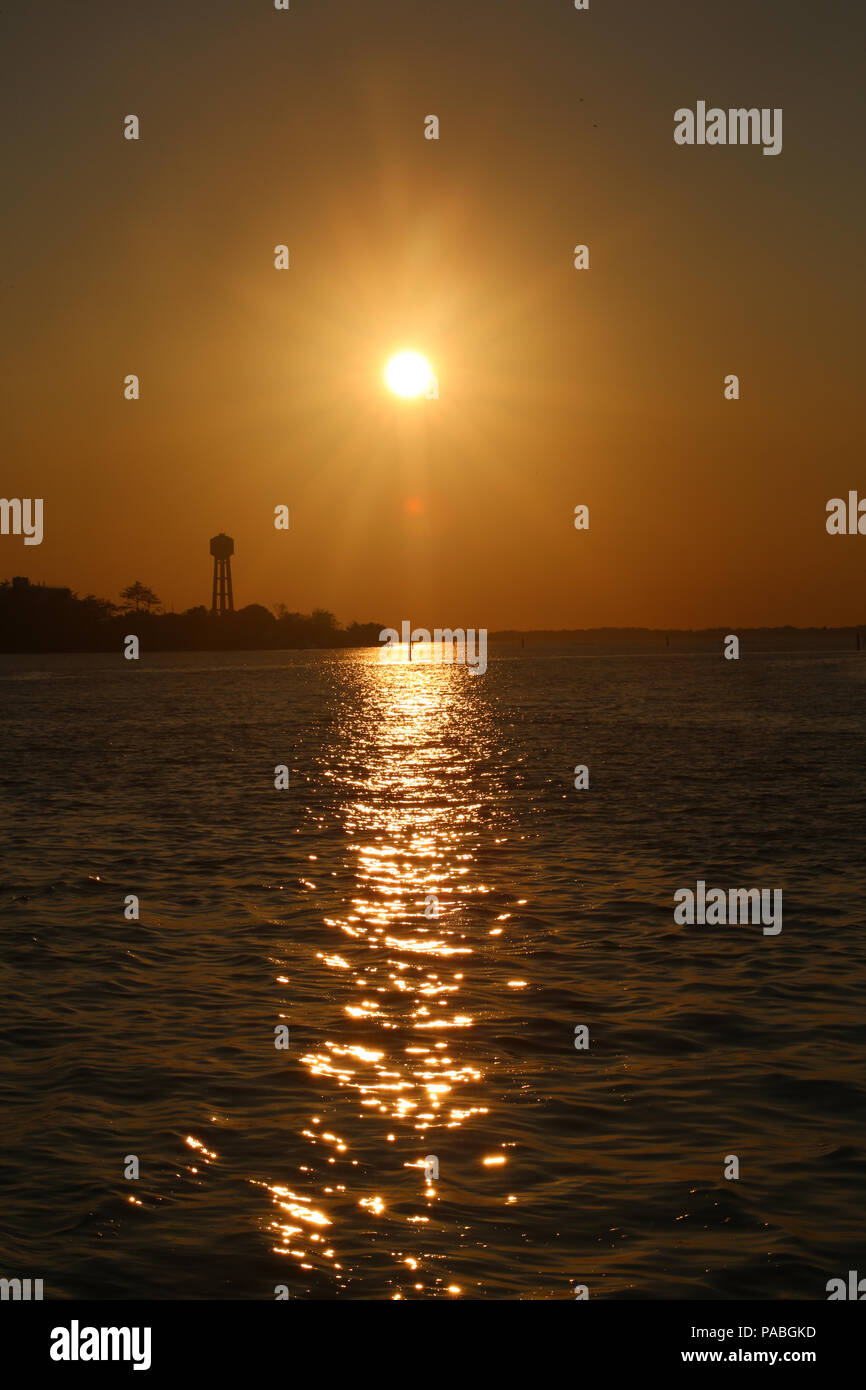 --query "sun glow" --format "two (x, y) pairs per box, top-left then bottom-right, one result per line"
(385, 352), (434, 398)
